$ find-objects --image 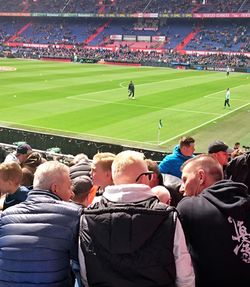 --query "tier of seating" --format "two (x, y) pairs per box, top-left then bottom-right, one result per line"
(0, 0), (249, 14)
(1, 17), (249, 54)
(185, 20), (249, 53)
(9, 18), (104, 45)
